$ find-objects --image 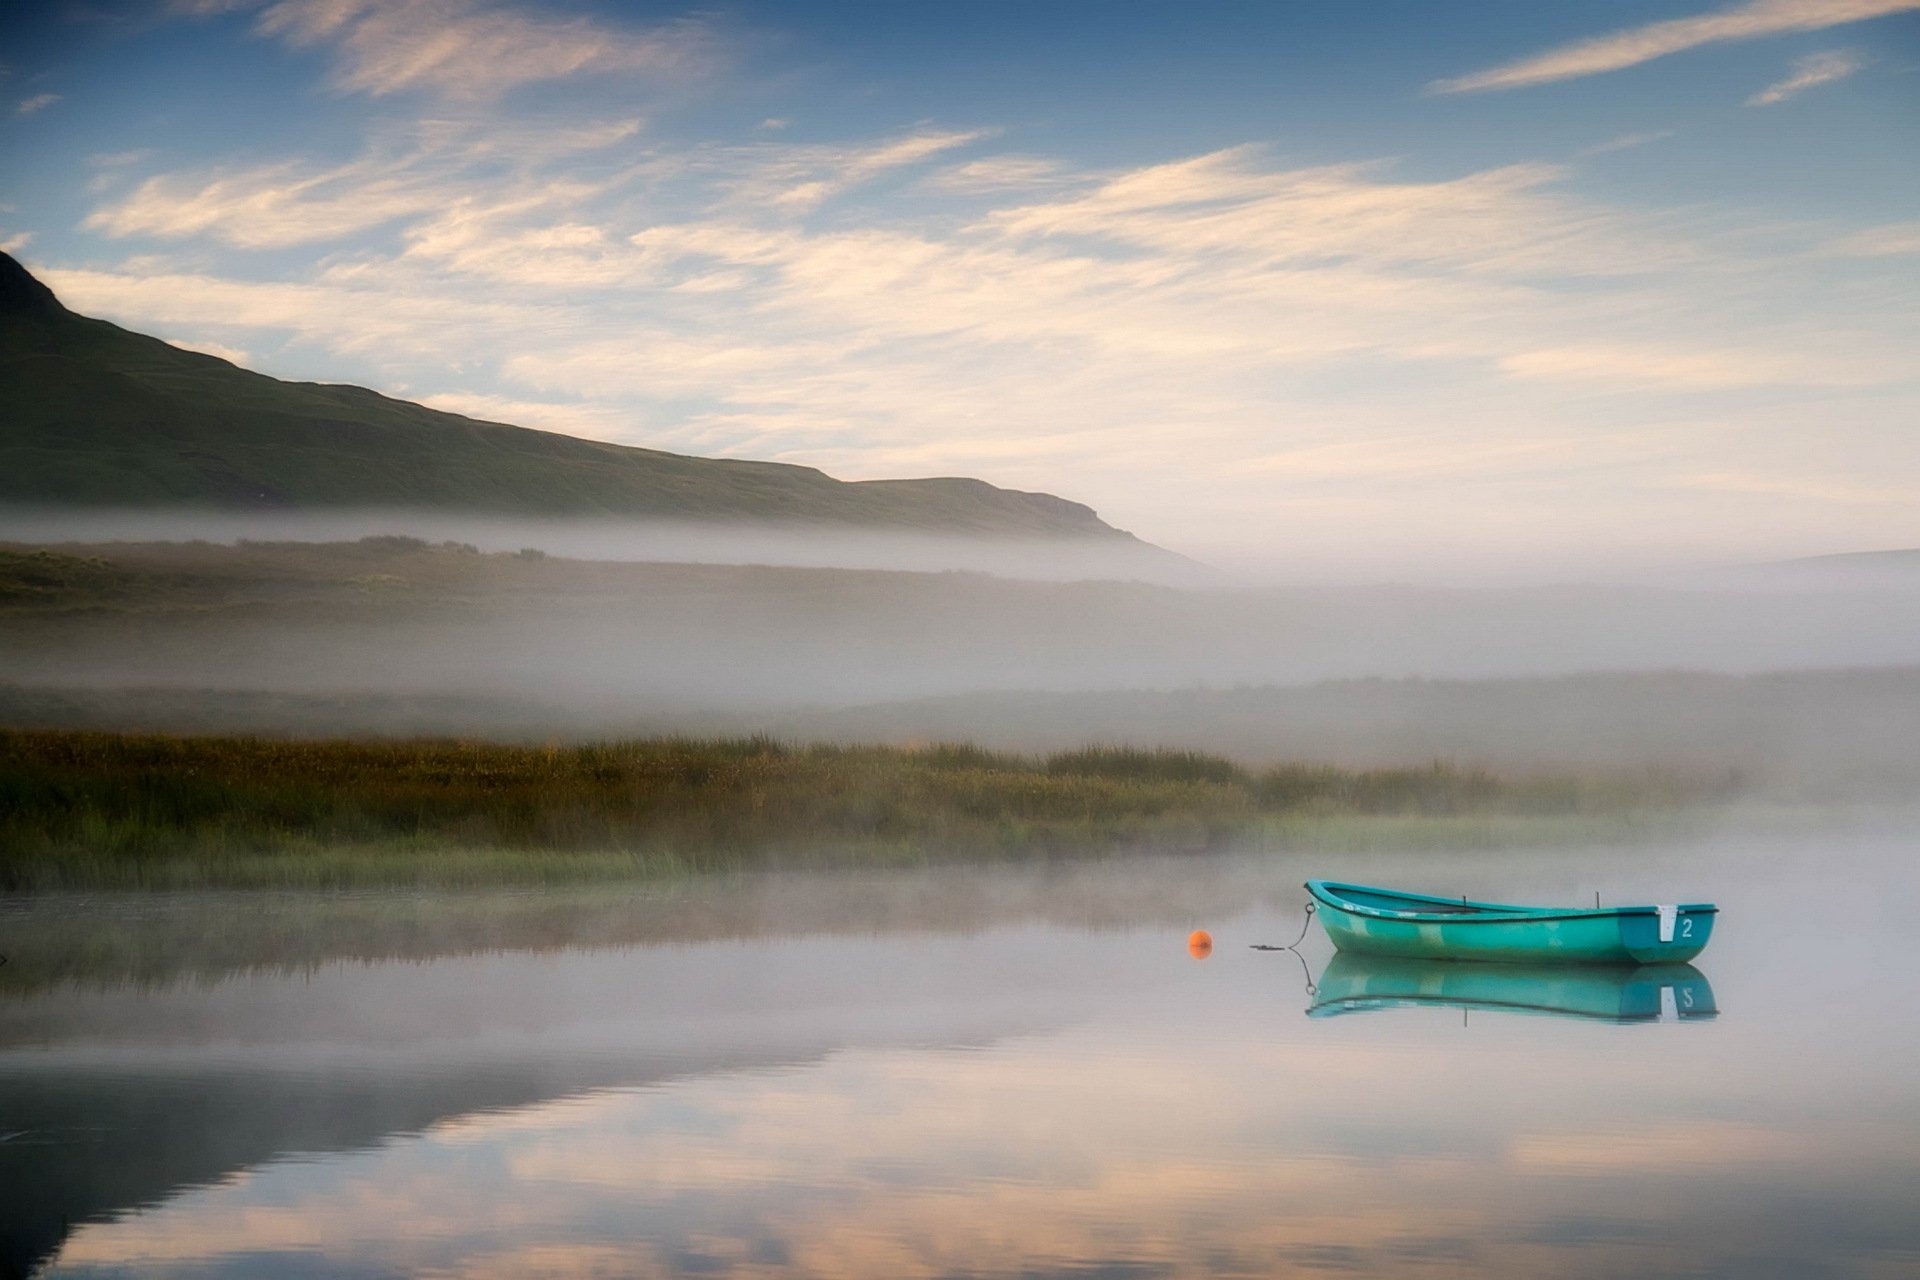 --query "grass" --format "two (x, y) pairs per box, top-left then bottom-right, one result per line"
(0, 730), (1732, 891)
